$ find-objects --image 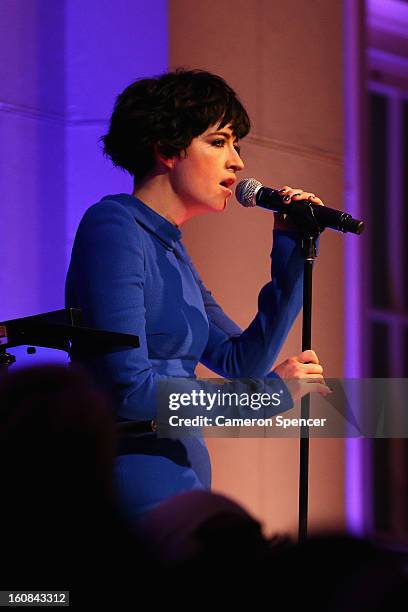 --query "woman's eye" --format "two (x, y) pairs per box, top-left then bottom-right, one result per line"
(212, 140), (241, 155)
